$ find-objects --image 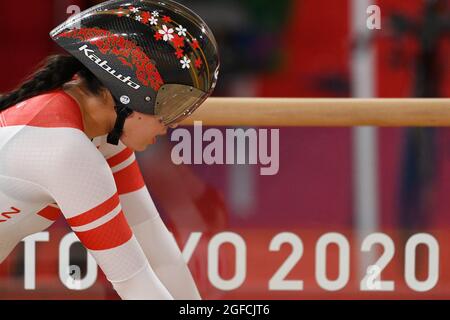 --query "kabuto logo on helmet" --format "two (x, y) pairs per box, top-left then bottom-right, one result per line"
(79, 44), (141, 90)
